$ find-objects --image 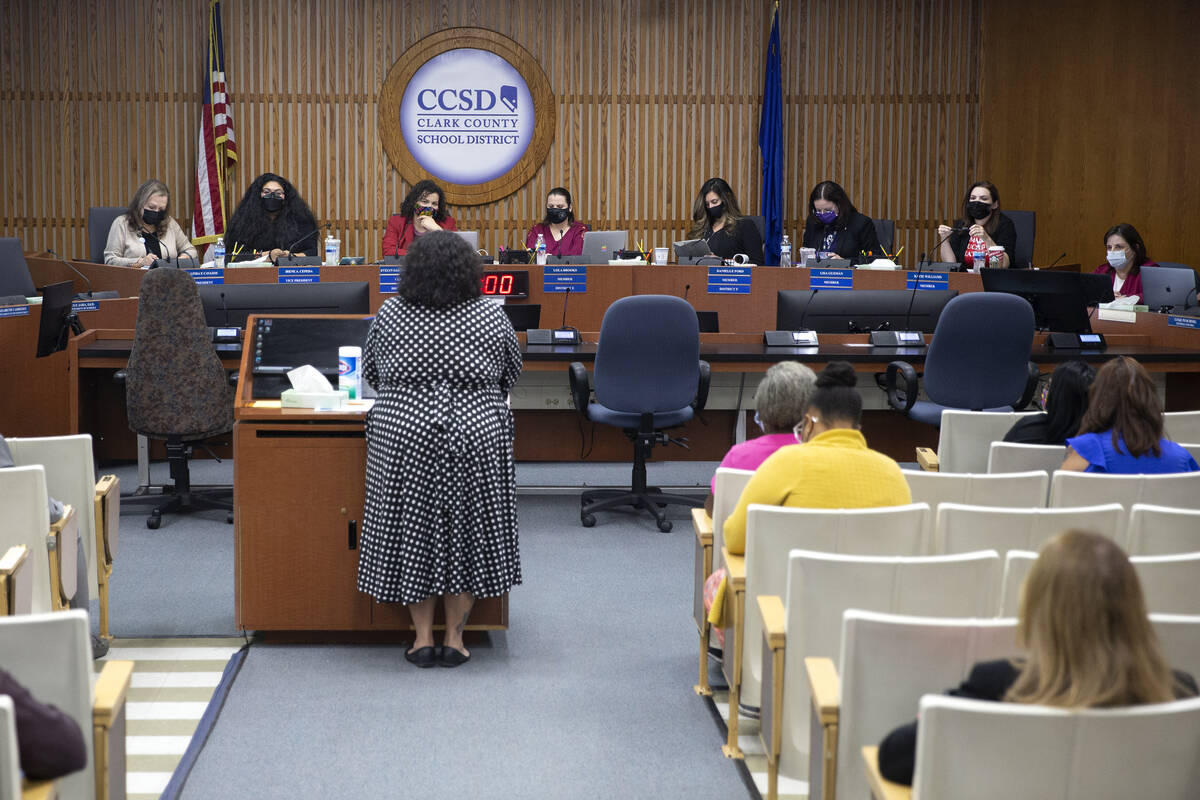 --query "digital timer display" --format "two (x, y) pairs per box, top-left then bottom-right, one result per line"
(480, 270), (530, 299)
